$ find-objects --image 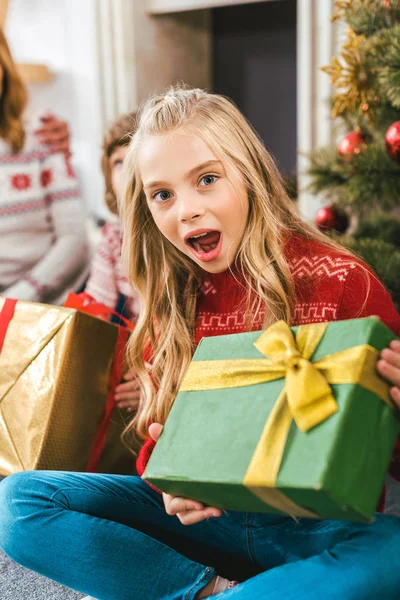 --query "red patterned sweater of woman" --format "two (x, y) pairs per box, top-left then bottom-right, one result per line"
(136, 236), (400, 509)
